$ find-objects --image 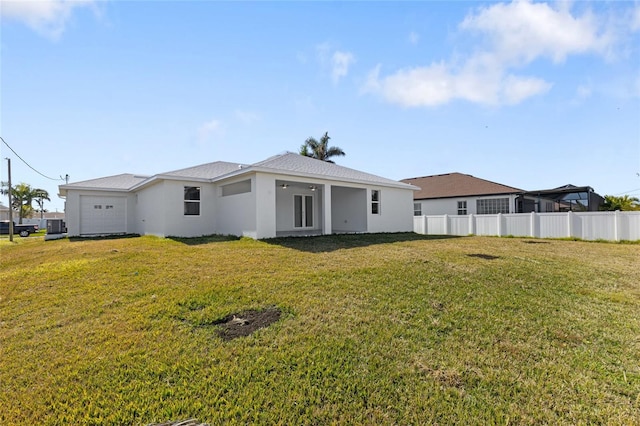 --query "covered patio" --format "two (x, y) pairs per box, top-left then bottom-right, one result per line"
(274, 180), (367, 237)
